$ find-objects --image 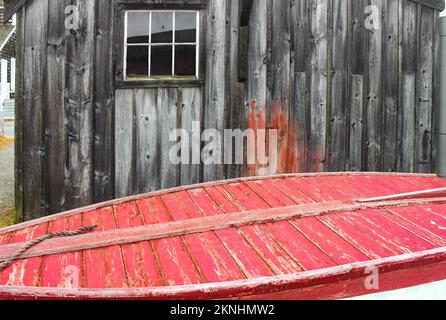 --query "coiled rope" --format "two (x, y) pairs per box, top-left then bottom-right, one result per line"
(0, 225), (97, 272)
